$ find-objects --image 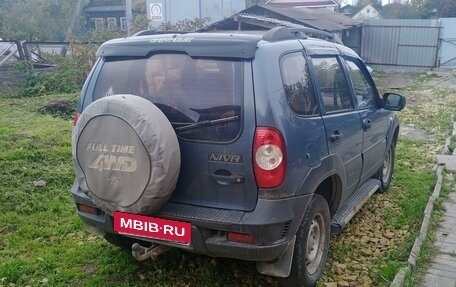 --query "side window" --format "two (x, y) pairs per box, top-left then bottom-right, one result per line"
(280, 52), (319, 116)
(311, 56), (353, 113)
(345, 58), (377, 109)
